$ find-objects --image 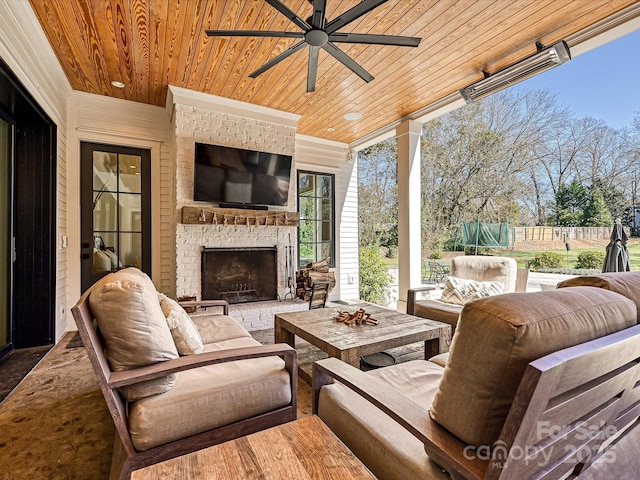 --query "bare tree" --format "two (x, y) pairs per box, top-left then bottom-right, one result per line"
(420, 90), (566, 246)
(358, 93), (638, 251)
(573, 118), (627, 187)
(357, 139), (398, 248)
